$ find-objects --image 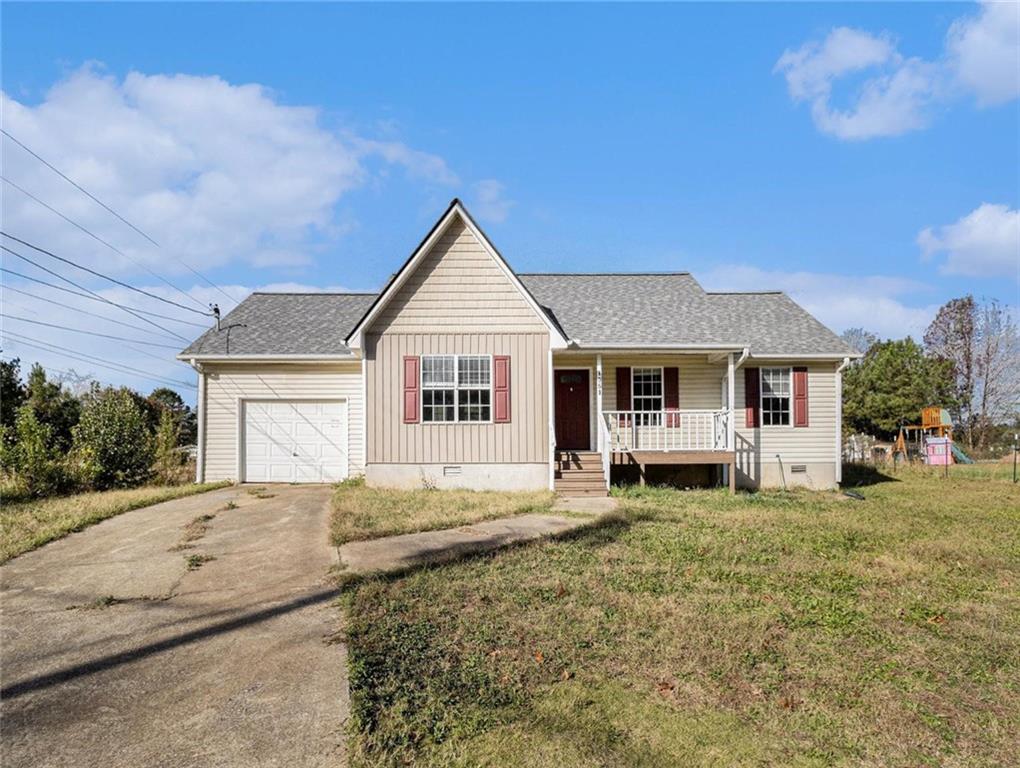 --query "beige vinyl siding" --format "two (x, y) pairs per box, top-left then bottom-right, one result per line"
(373, 216), (548, 333)
(735, 360), (840, 464)
(202, 363), (364, 482)
(598, 355), (726, 411)
(365, 332), (549, 464)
